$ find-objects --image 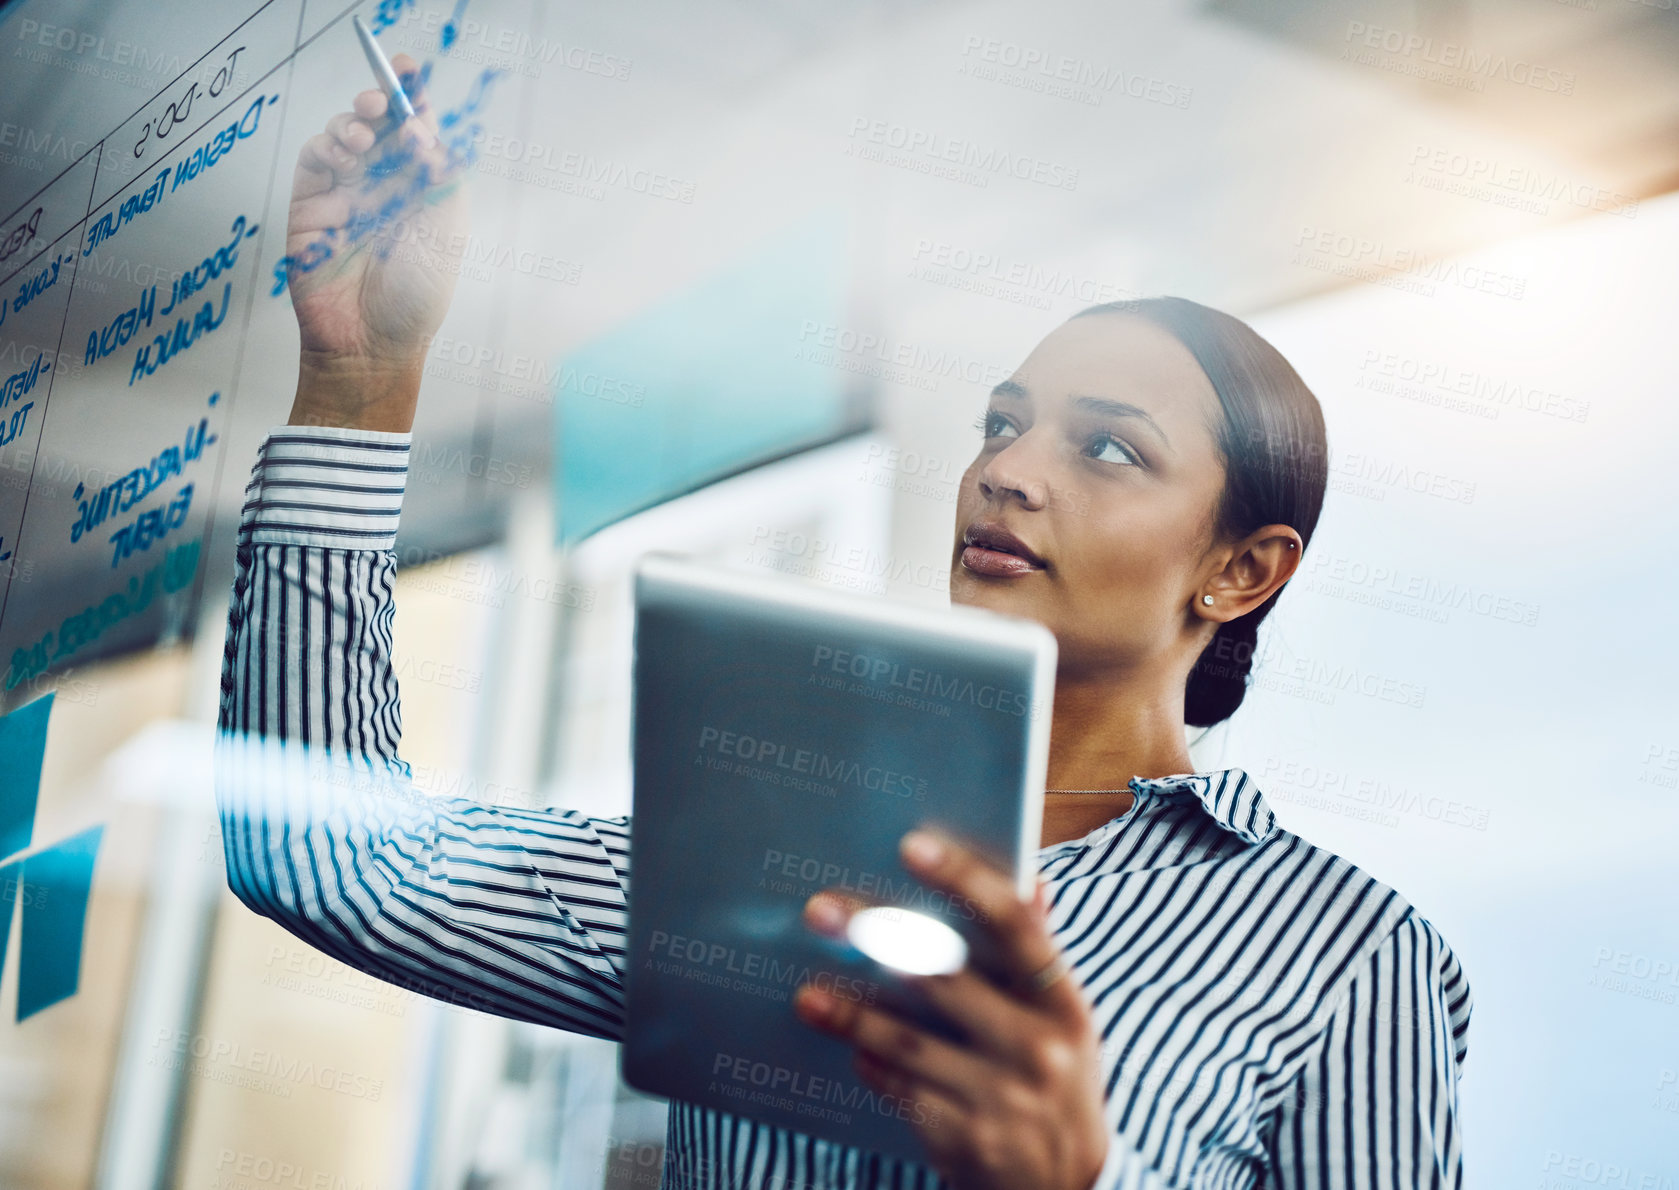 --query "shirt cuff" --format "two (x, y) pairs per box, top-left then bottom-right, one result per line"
(245, 425), (412, 551)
